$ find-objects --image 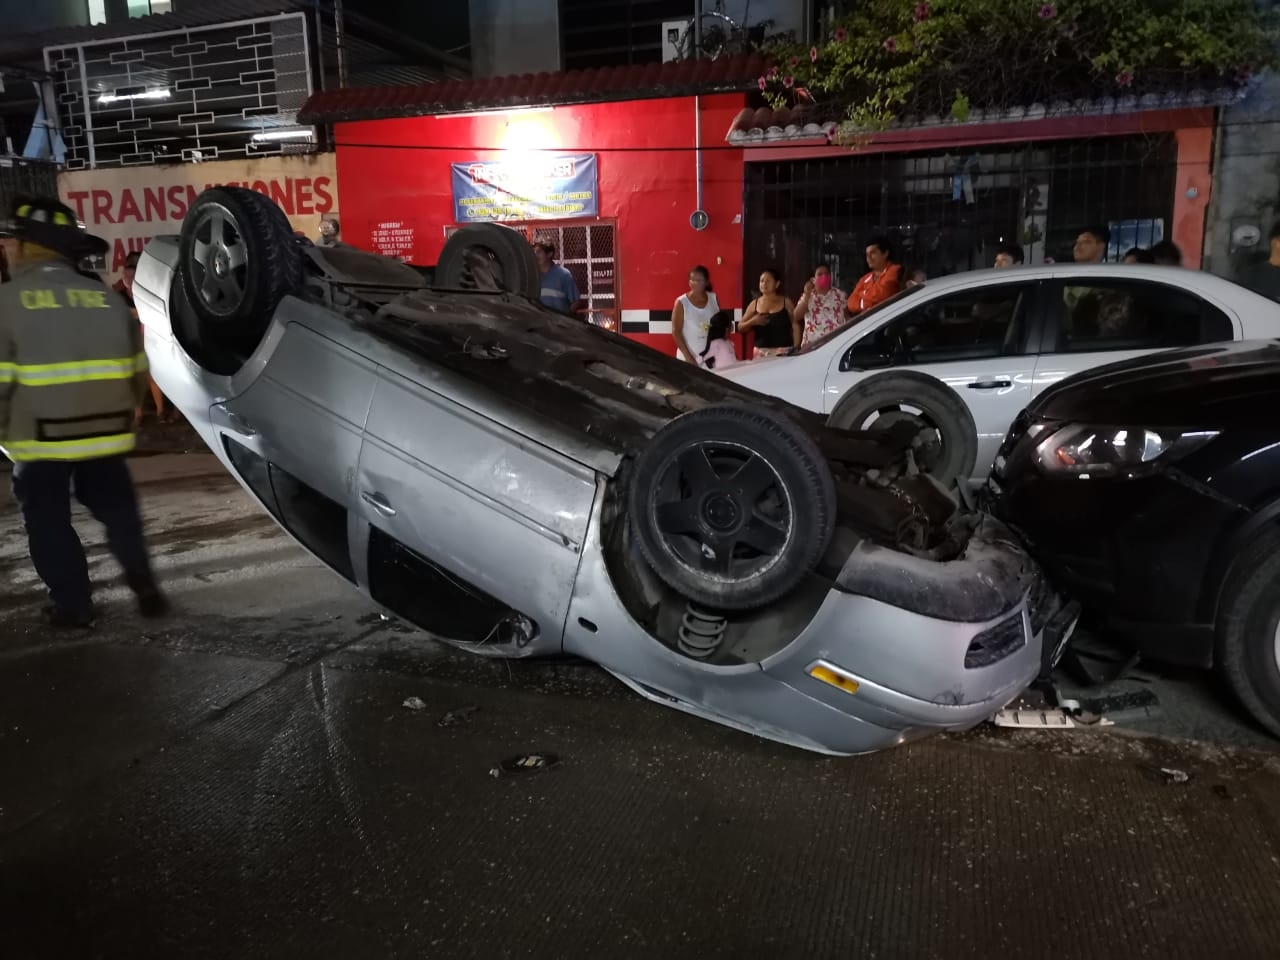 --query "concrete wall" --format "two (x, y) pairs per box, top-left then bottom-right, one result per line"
(353, 2), (471, 55)
(469, 0), (561, 77)
(7, 0), (87, 34)
(1204, 75), (1280, 279)
(466, 0), (802, 78)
